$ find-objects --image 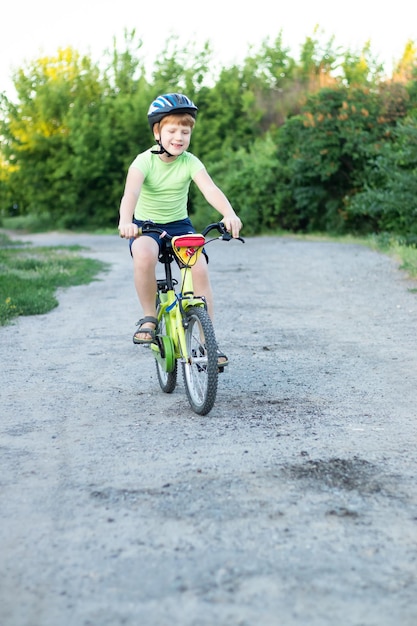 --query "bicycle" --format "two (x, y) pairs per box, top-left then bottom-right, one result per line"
(135, 220), (244, 415)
